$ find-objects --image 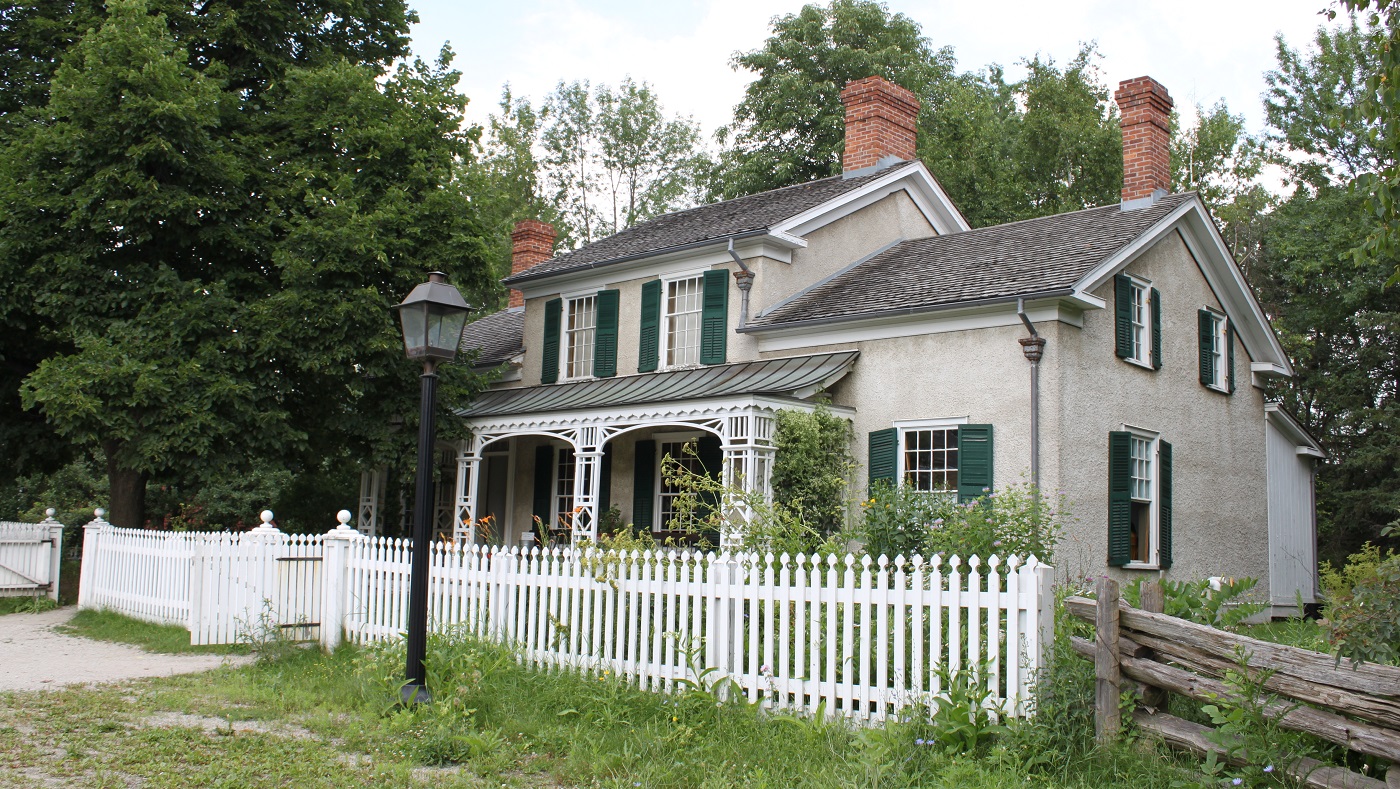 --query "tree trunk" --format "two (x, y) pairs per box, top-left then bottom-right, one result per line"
(104, 444), (147, 528)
